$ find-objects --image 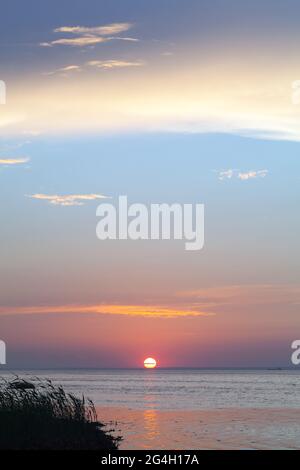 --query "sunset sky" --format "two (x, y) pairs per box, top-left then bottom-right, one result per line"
(0, 0), (299, 368)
